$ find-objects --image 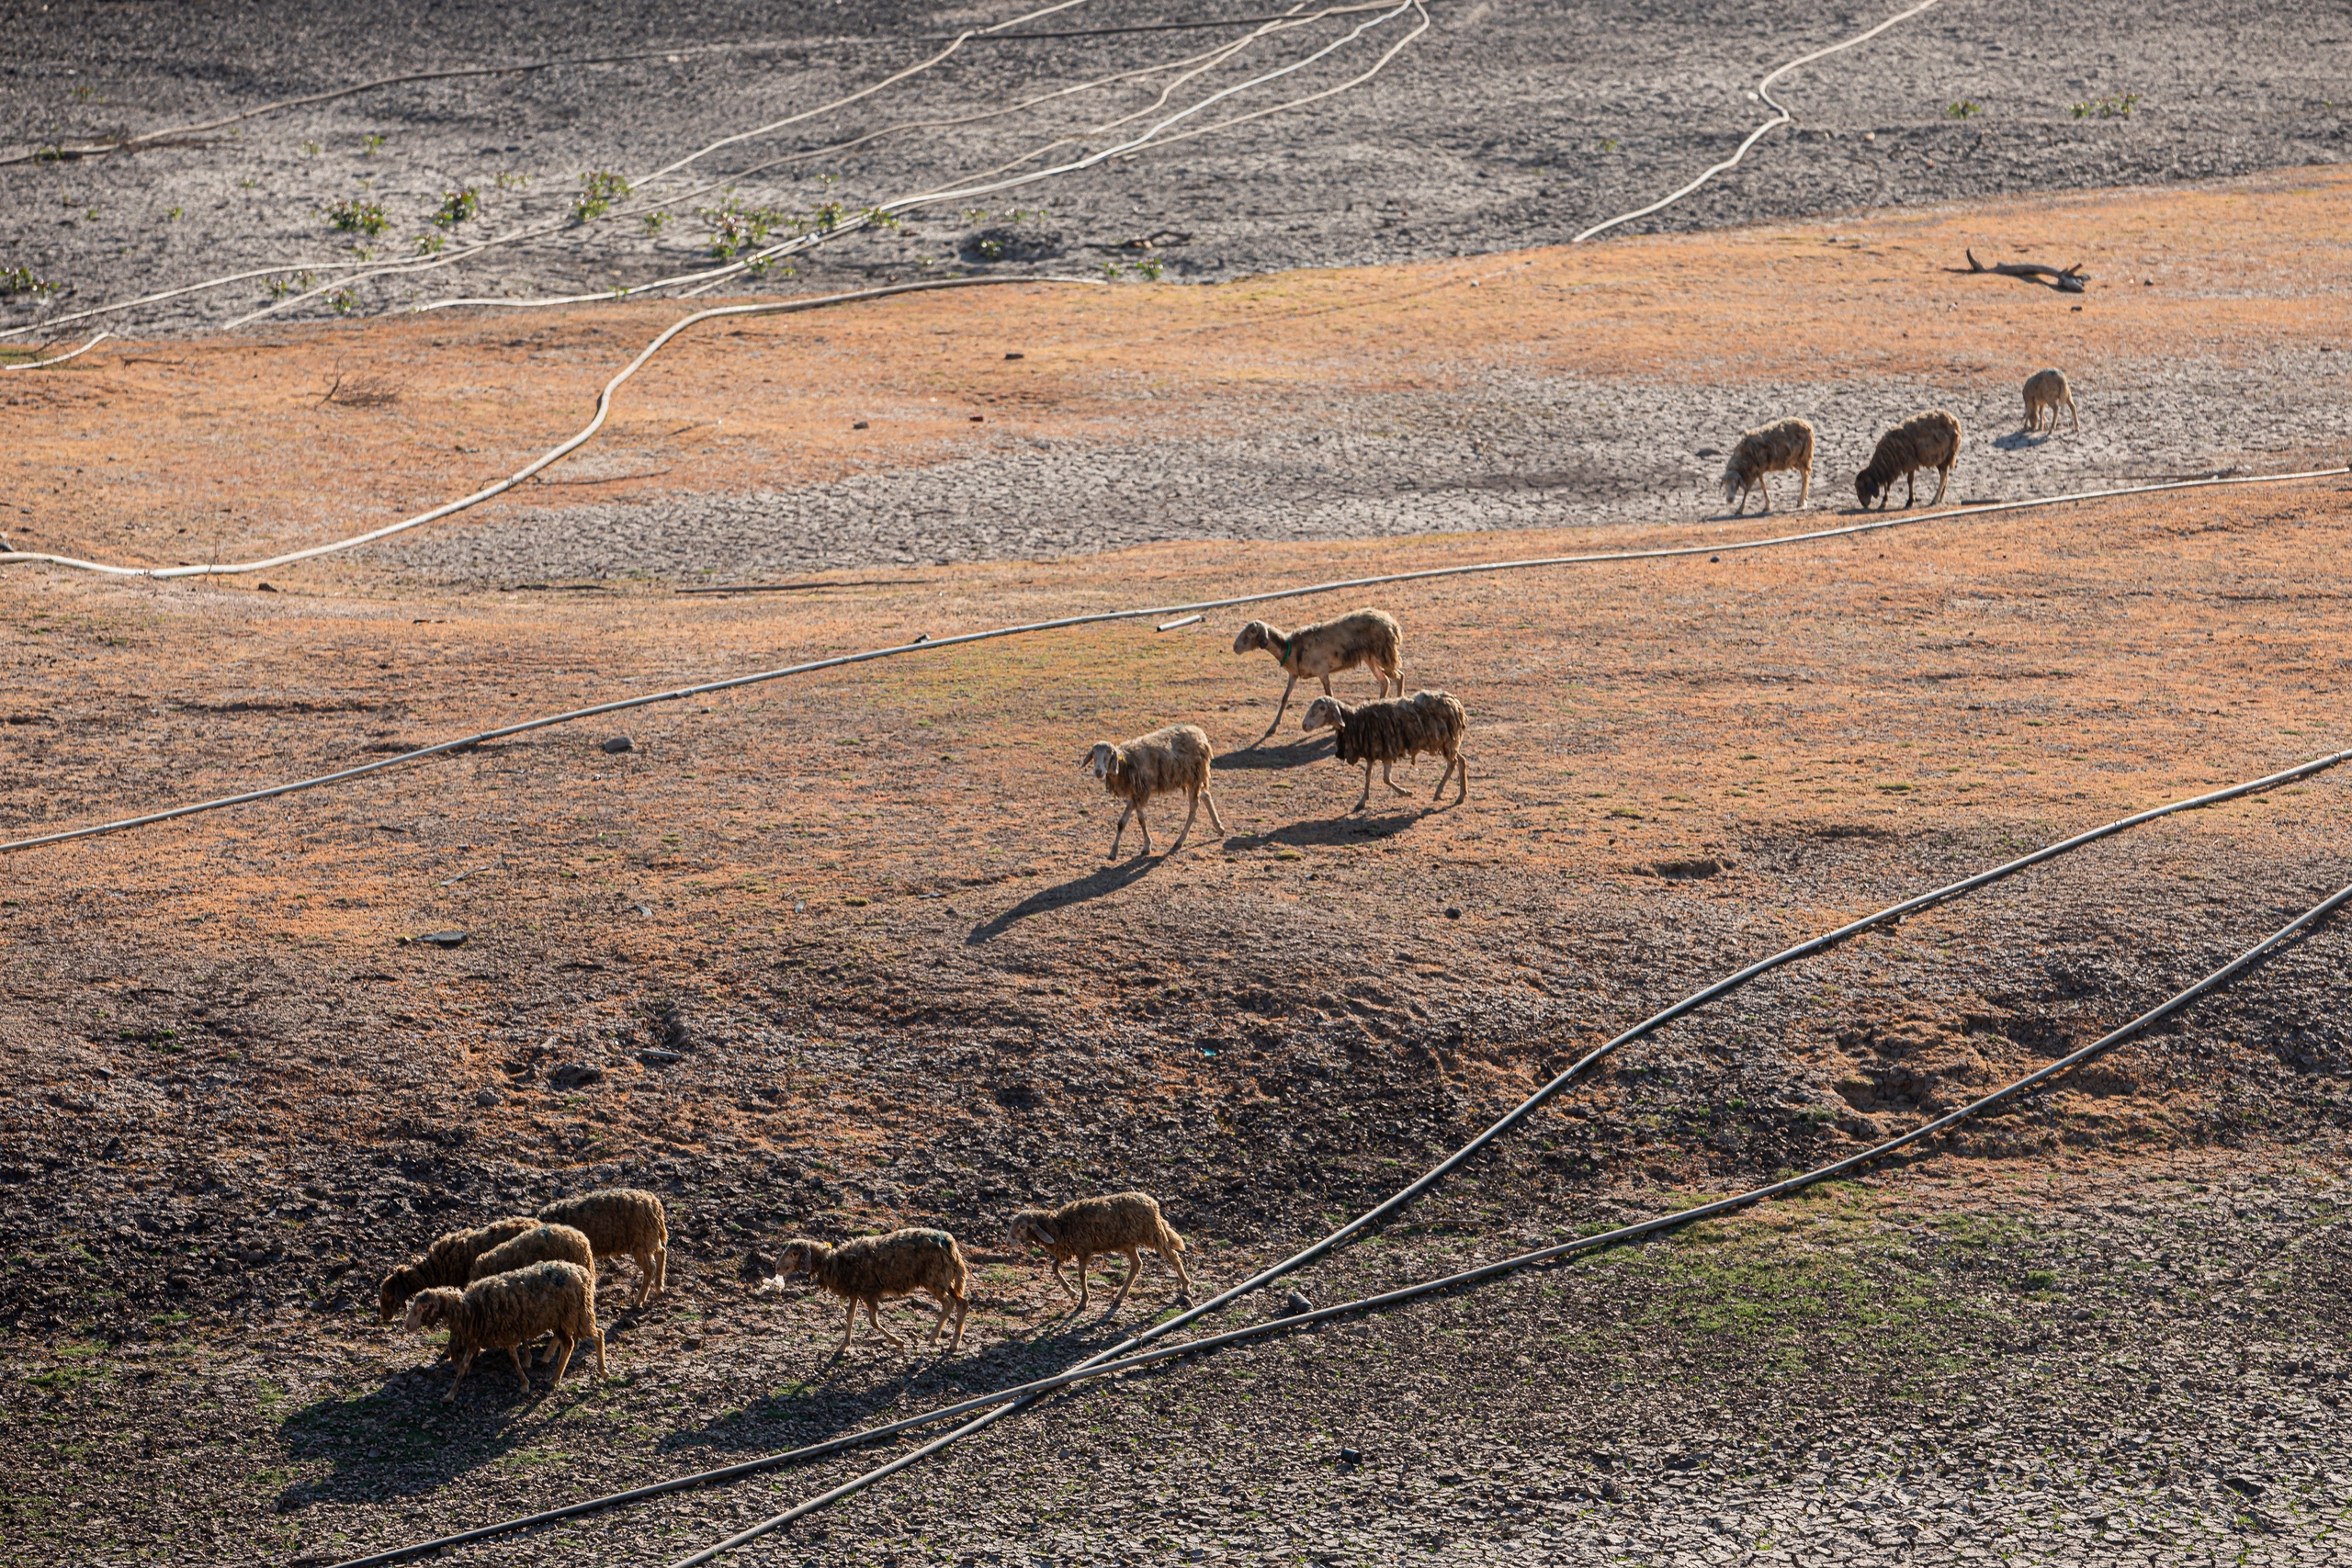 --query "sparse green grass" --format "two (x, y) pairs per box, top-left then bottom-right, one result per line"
(573, 171), (631, 222)
(326, 199), (388, 238)
(2072, 93), (2140, 118)
(1945, 100), (1982, 119)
